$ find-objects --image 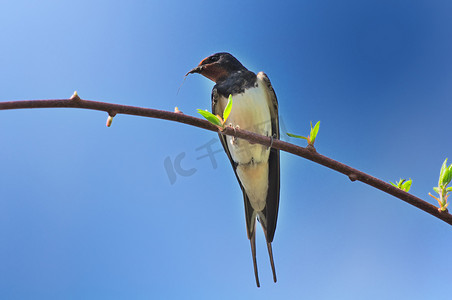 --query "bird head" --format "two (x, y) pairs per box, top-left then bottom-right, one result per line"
(186, 52), (246, 83)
